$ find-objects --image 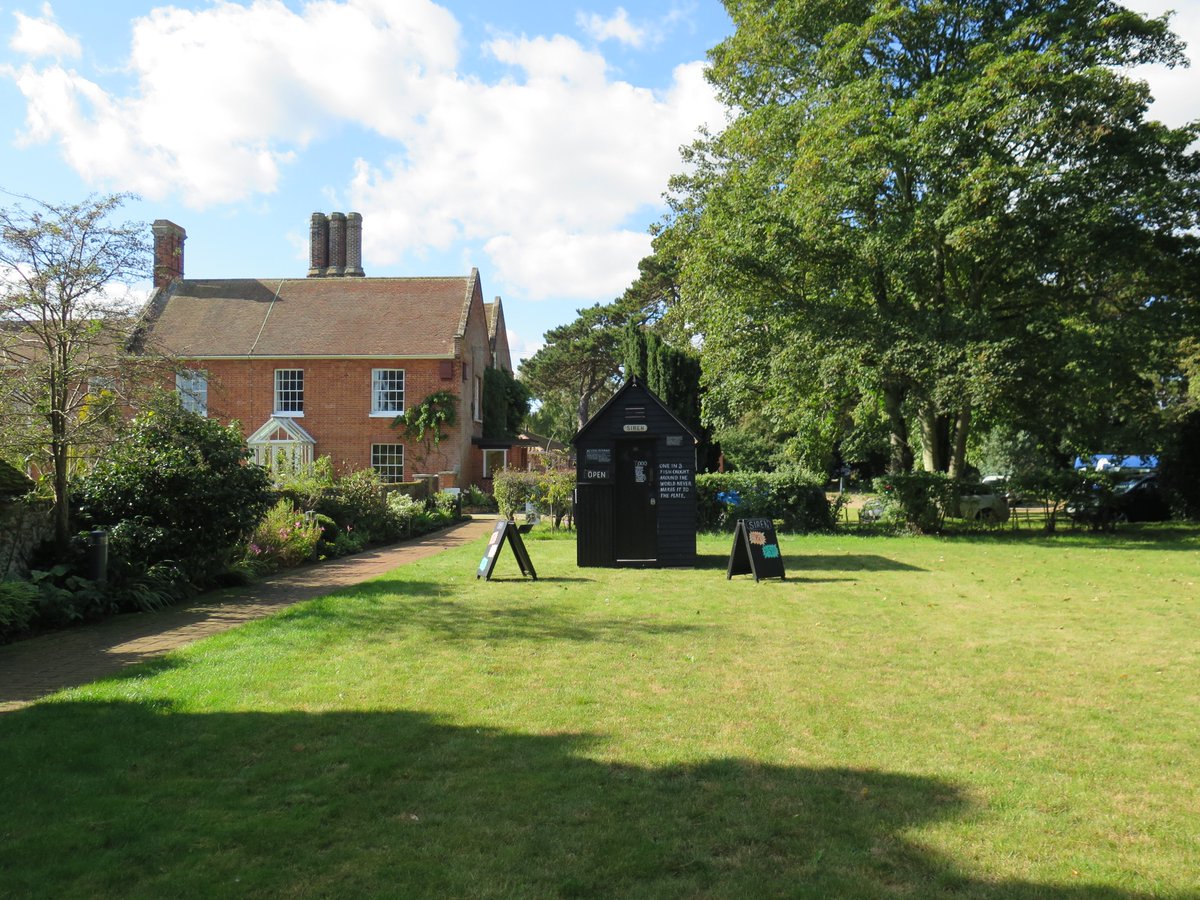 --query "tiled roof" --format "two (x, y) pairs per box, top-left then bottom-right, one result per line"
(139, 274), (480, 358)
